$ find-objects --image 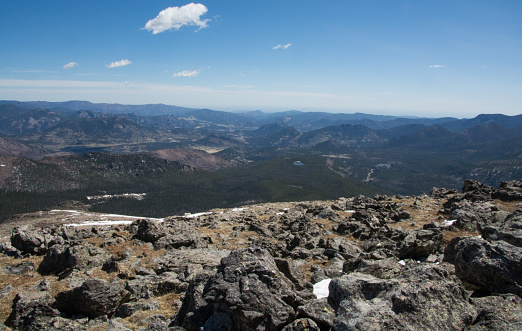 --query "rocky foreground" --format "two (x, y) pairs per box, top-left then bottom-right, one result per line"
(0, 180), (521, 330)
